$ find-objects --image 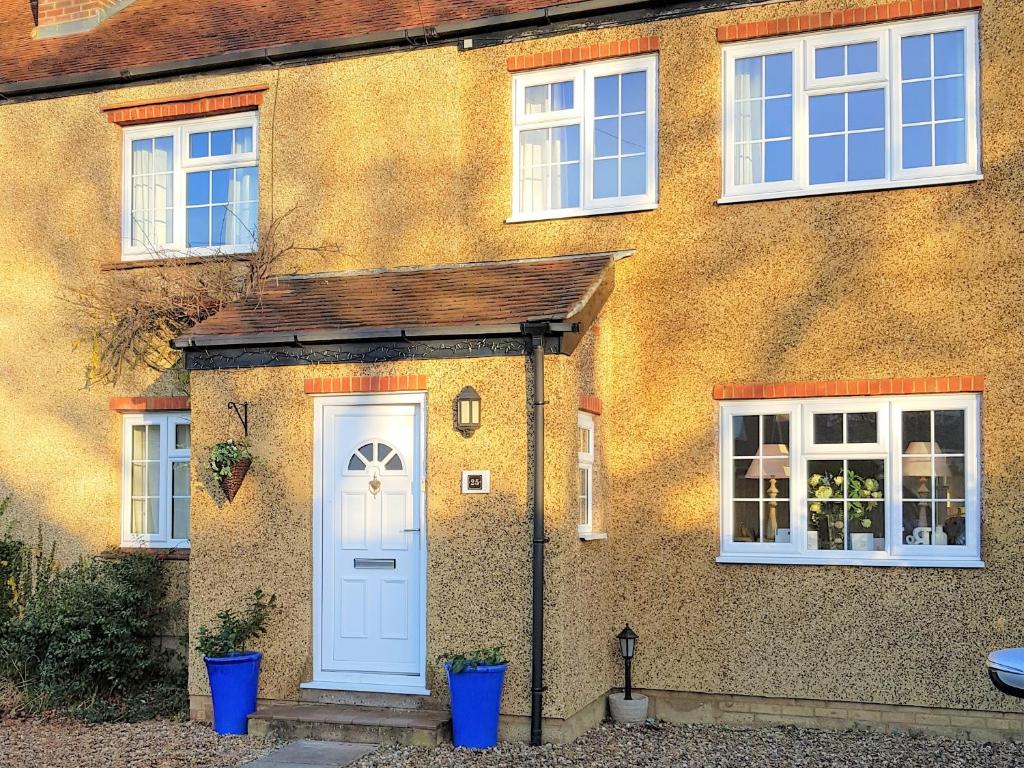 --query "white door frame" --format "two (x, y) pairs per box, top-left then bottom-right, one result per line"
(306, 392), (429, 694)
